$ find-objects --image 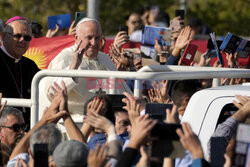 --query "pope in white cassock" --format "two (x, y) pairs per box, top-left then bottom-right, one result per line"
(44, 17), (132, 118)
